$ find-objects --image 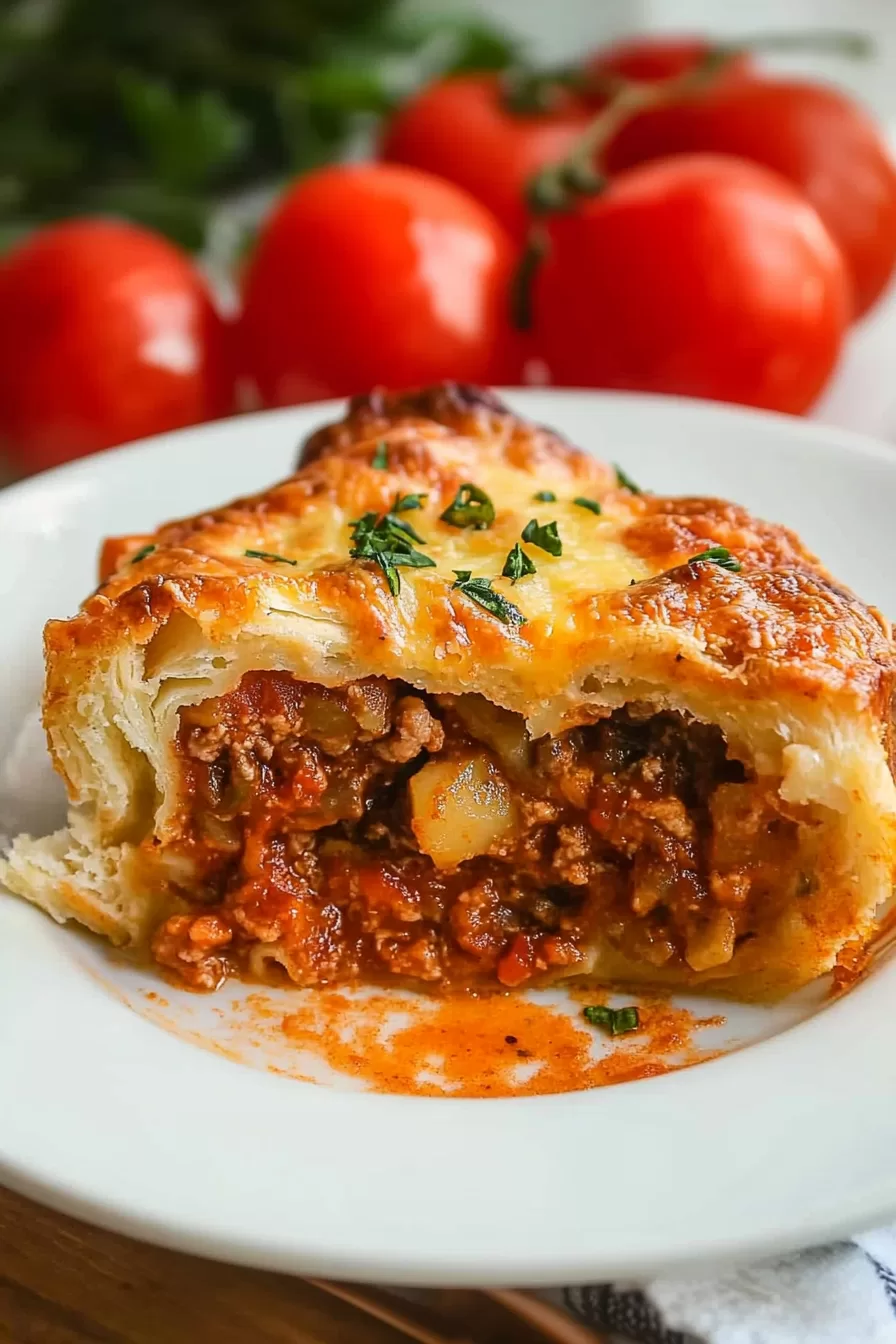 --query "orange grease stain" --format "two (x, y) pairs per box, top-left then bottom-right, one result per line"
(273, 991), (722, 1098)
(122, 978), (724, 1098)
